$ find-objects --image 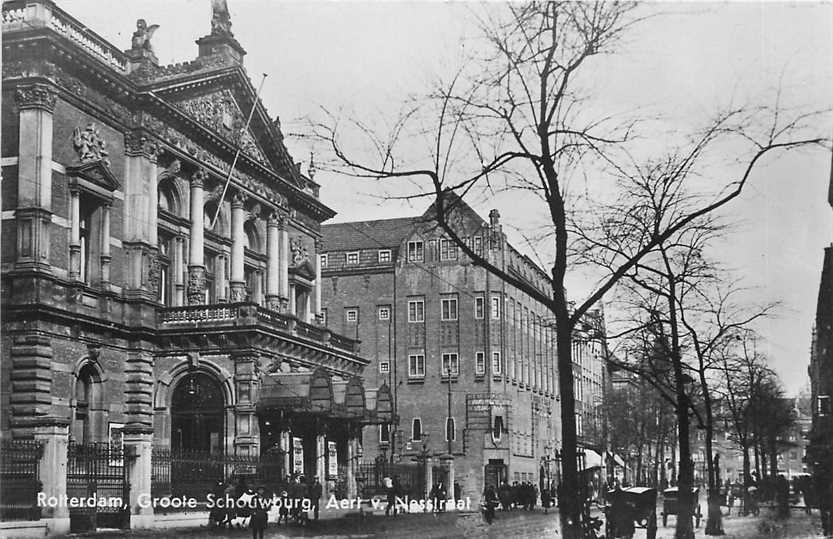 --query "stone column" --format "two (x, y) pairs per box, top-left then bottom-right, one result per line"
(68, 186), (81, 280)
(316, 433), (326, 483)
(173, 236), (185, 306)
(266, 213), (280, 310)
(278, 216), (290, 311)
(15, 83), (56, 272)
(229, 193), (246, 302)
(346, 437), (357, 499)
(280, 430), (291, 479)
(187, 169), (207, 304)
(34, 418), (71, 535)
(123, 430), (154, 529)
(100, 202), (111, 287)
